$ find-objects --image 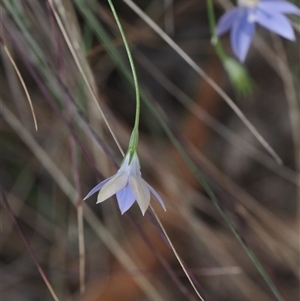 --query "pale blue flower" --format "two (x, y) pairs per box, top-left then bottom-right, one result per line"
(217, 0), (300, 61)
(84, 152), (166, 215)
